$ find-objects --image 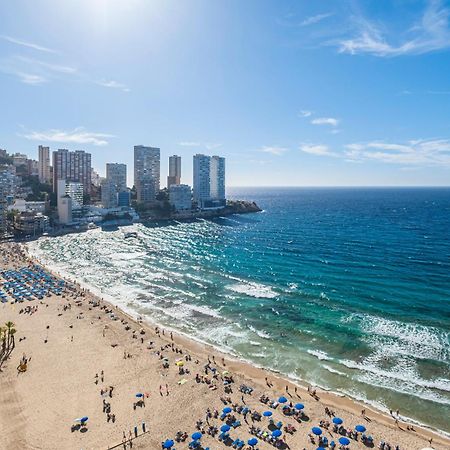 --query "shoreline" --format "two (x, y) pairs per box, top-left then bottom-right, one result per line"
(24, 242), (450, 448)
